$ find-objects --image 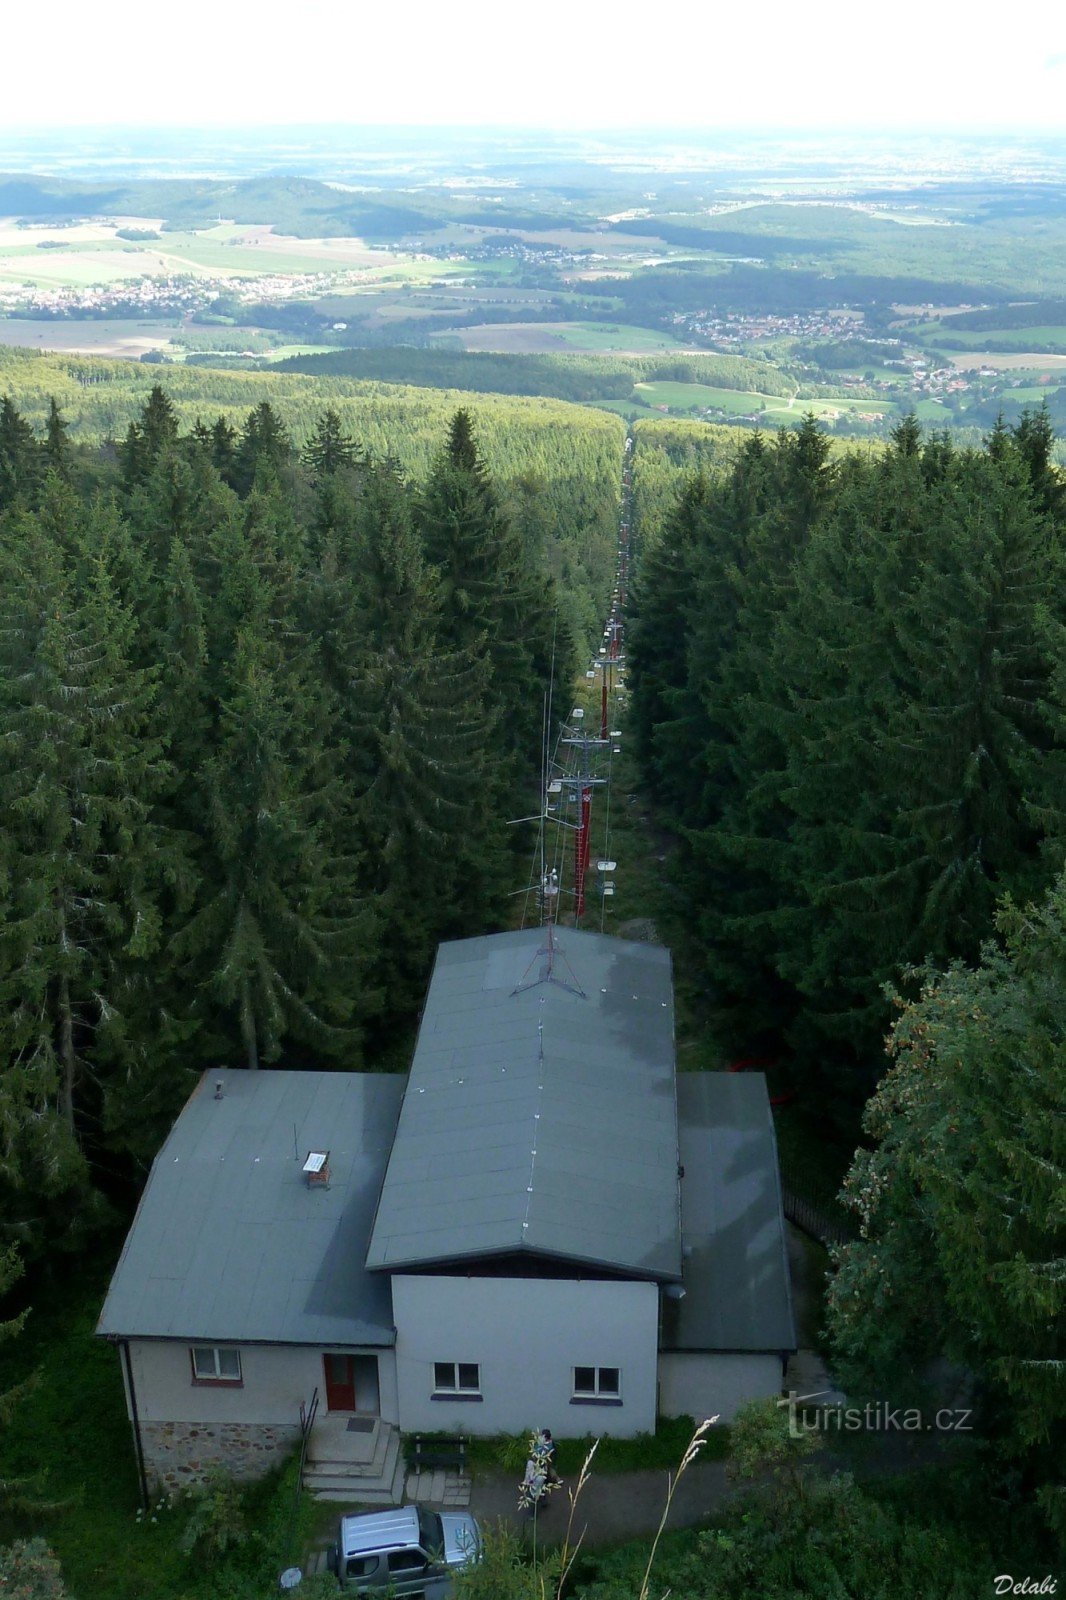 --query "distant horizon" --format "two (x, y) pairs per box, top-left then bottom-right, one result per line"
(3, 123), (1066, 191)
